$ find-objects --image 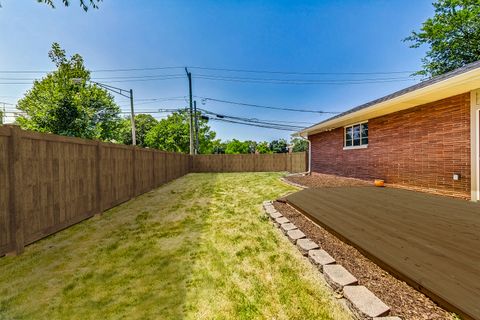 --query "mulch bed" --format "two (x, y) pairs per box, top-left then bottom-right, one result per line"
(273, 200), (452, 320)
(285, 173), (371, 188)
